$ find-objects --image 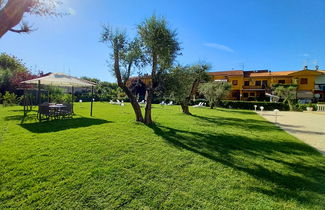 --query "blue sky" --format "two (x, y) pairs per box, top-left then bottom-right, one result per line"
(1, 0), (325, 82)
